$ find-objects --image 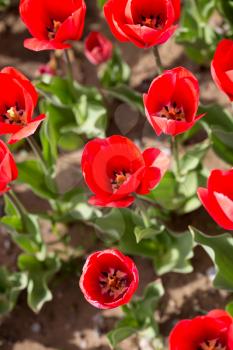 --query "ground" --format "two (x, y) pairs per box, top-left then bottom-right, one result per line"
(0, 1), (231, 350)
